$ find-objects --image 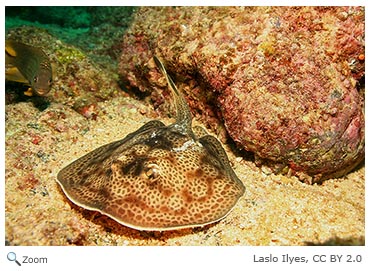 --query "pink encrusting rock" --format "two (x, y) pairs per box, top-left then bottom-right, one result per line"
(119, 7), (364, 183)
